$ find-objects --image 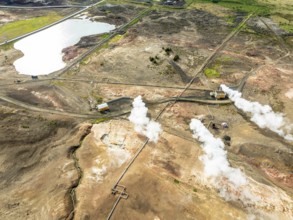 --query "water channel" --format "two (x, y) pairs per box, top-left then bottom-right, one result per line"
(13, 18), (115, 76)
